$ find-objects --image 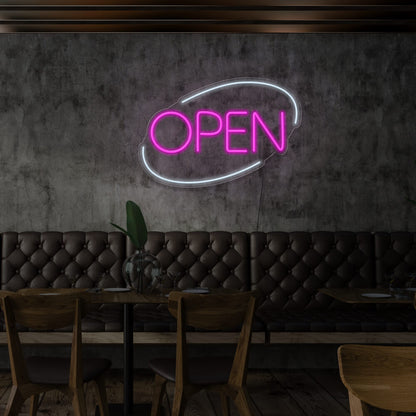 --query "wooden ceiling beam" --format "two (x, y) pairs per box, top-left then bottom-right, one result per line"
(1, 1), (415, 32)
